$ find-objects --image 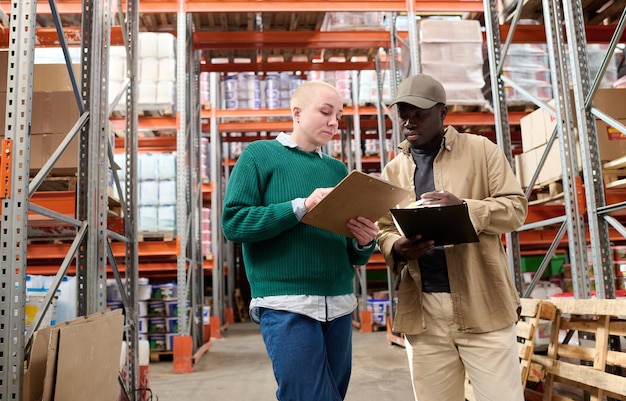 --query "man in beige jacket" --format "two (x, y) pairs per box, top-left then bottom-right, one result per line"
(377, 74), (527, 401)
